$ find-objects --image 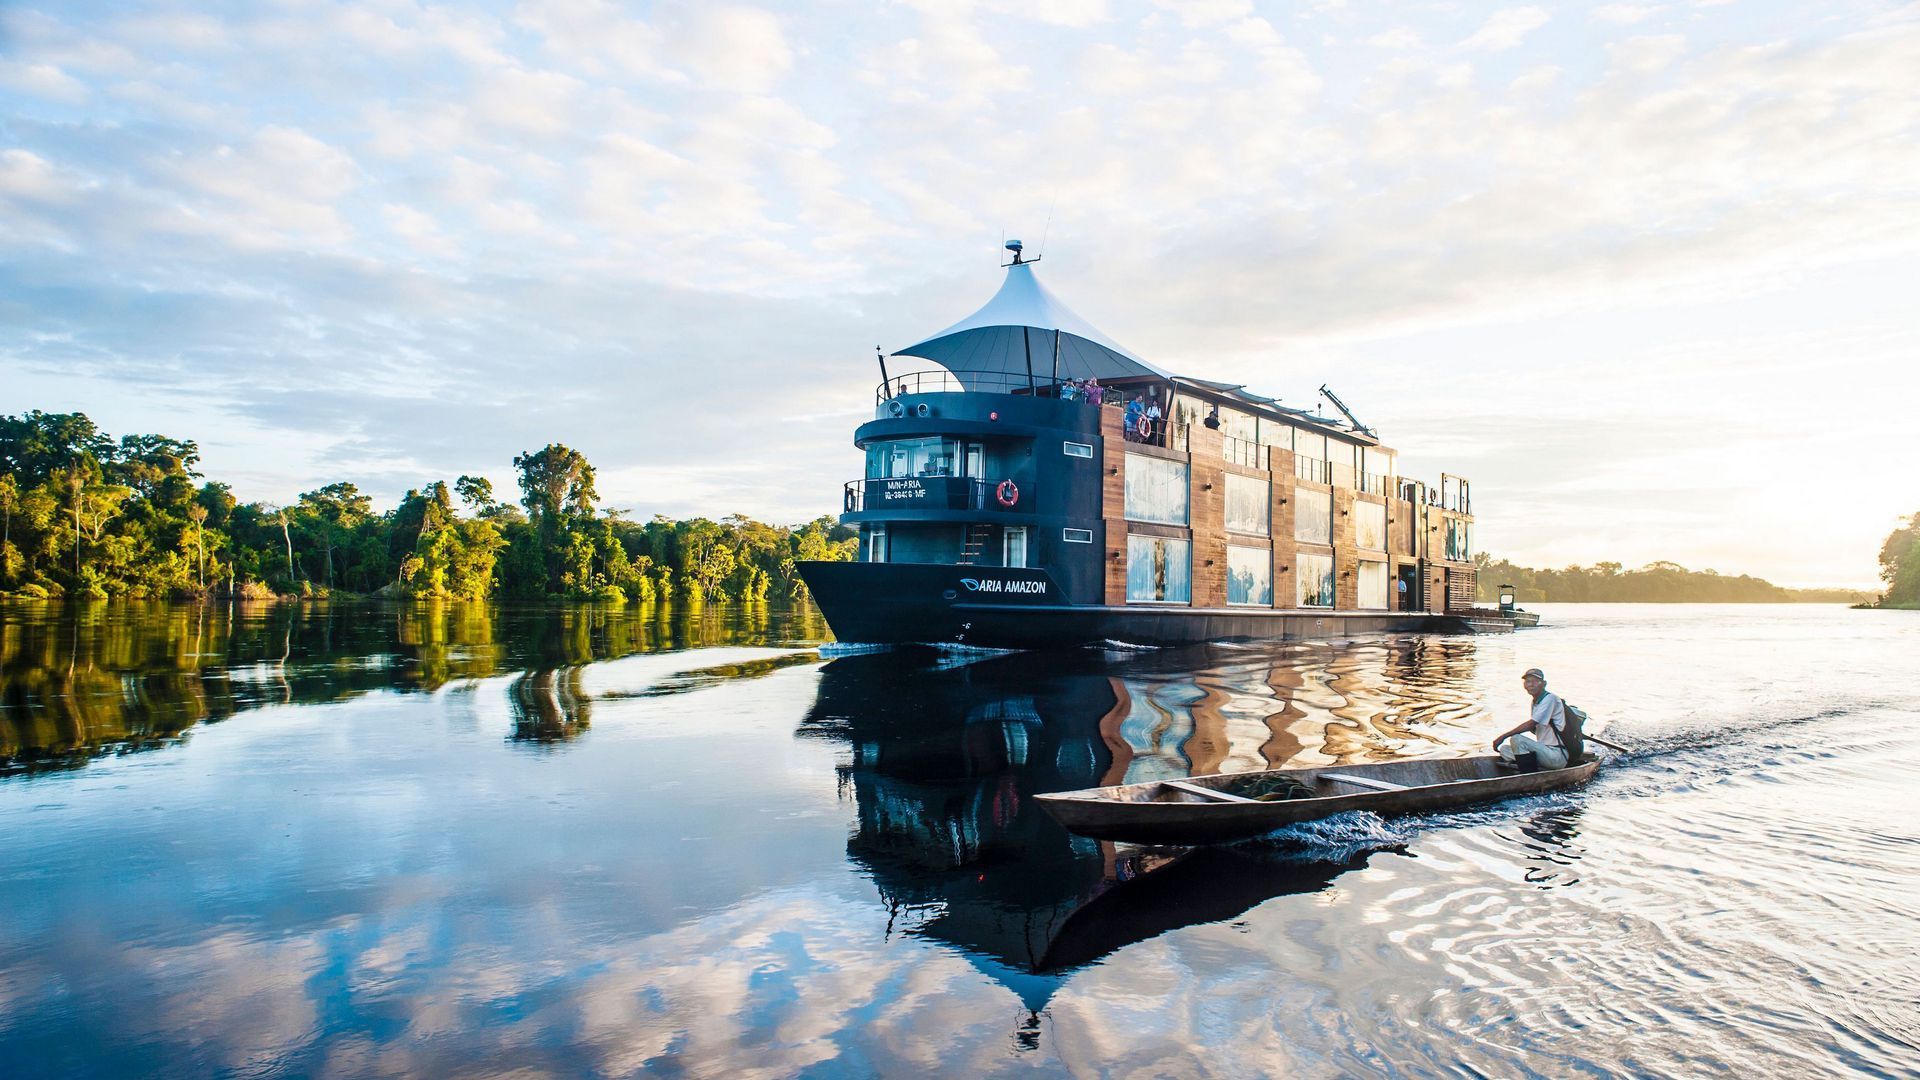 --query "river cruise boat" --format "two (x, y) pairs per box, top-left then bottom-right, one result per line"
(797, 243), (1485, 648)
